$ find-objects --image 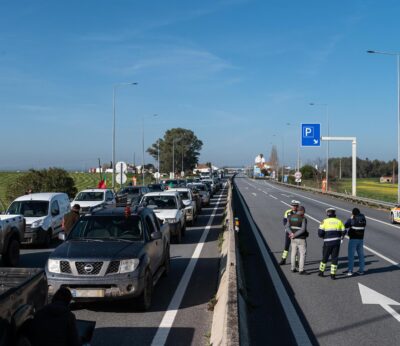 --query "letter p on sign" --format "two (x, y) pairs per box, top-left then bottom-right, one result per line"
(303, 127), (314, 137)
